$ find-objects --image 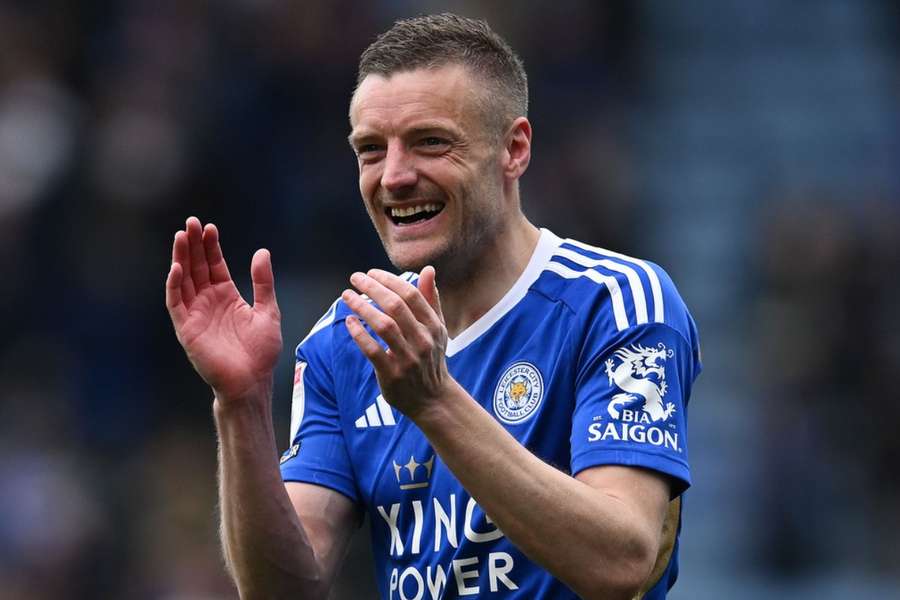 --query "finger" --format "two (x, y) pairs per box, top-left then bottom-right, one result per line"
(202, 223), (232, 284)
(172, 230), (196, 305)
(251, 249), (279, 317)
(350, 271), (420, 334)
(186, 216), (211, 290)
(341, 288), (409, 354)
(165, 262), (188, 327)
(366, 269), (439, 327)
(345, 316), (391, 372)
(417, 266), (444, 324)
